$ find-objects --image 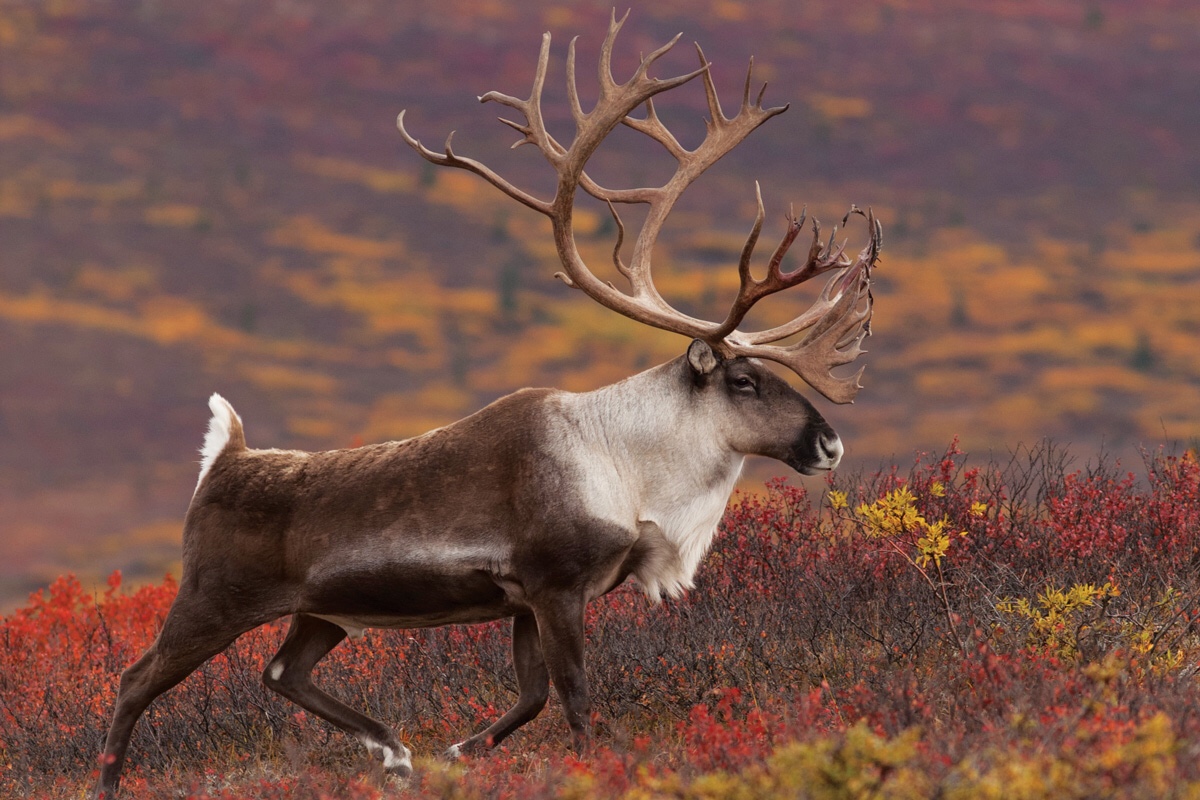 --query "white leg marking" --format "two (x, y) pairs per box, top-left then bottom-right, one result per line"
(267, 662), (285, 682)
(360, 736), (413, 774)
(446, 742), (464, 759)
